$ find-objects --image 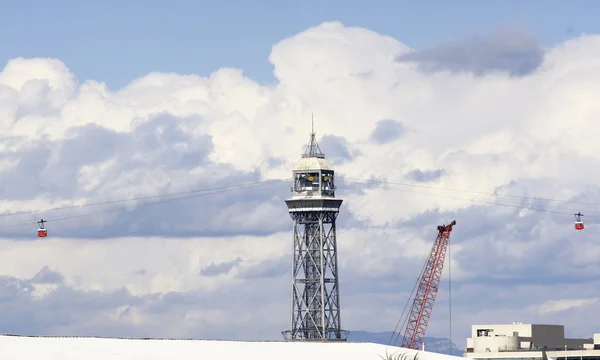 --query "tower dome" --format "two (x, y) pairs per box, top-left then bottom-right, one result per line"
(290, 126), (336, 200)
